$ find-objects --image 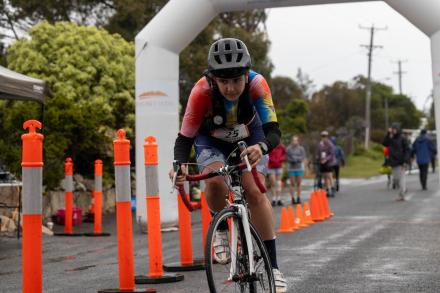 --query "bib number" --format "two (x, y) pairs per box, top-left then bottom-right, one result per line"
(212, 124), (250, 143)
